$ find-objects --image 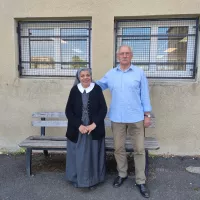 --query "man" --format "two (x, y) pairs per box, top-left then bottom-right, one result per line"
(96, 45), (152, 198)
